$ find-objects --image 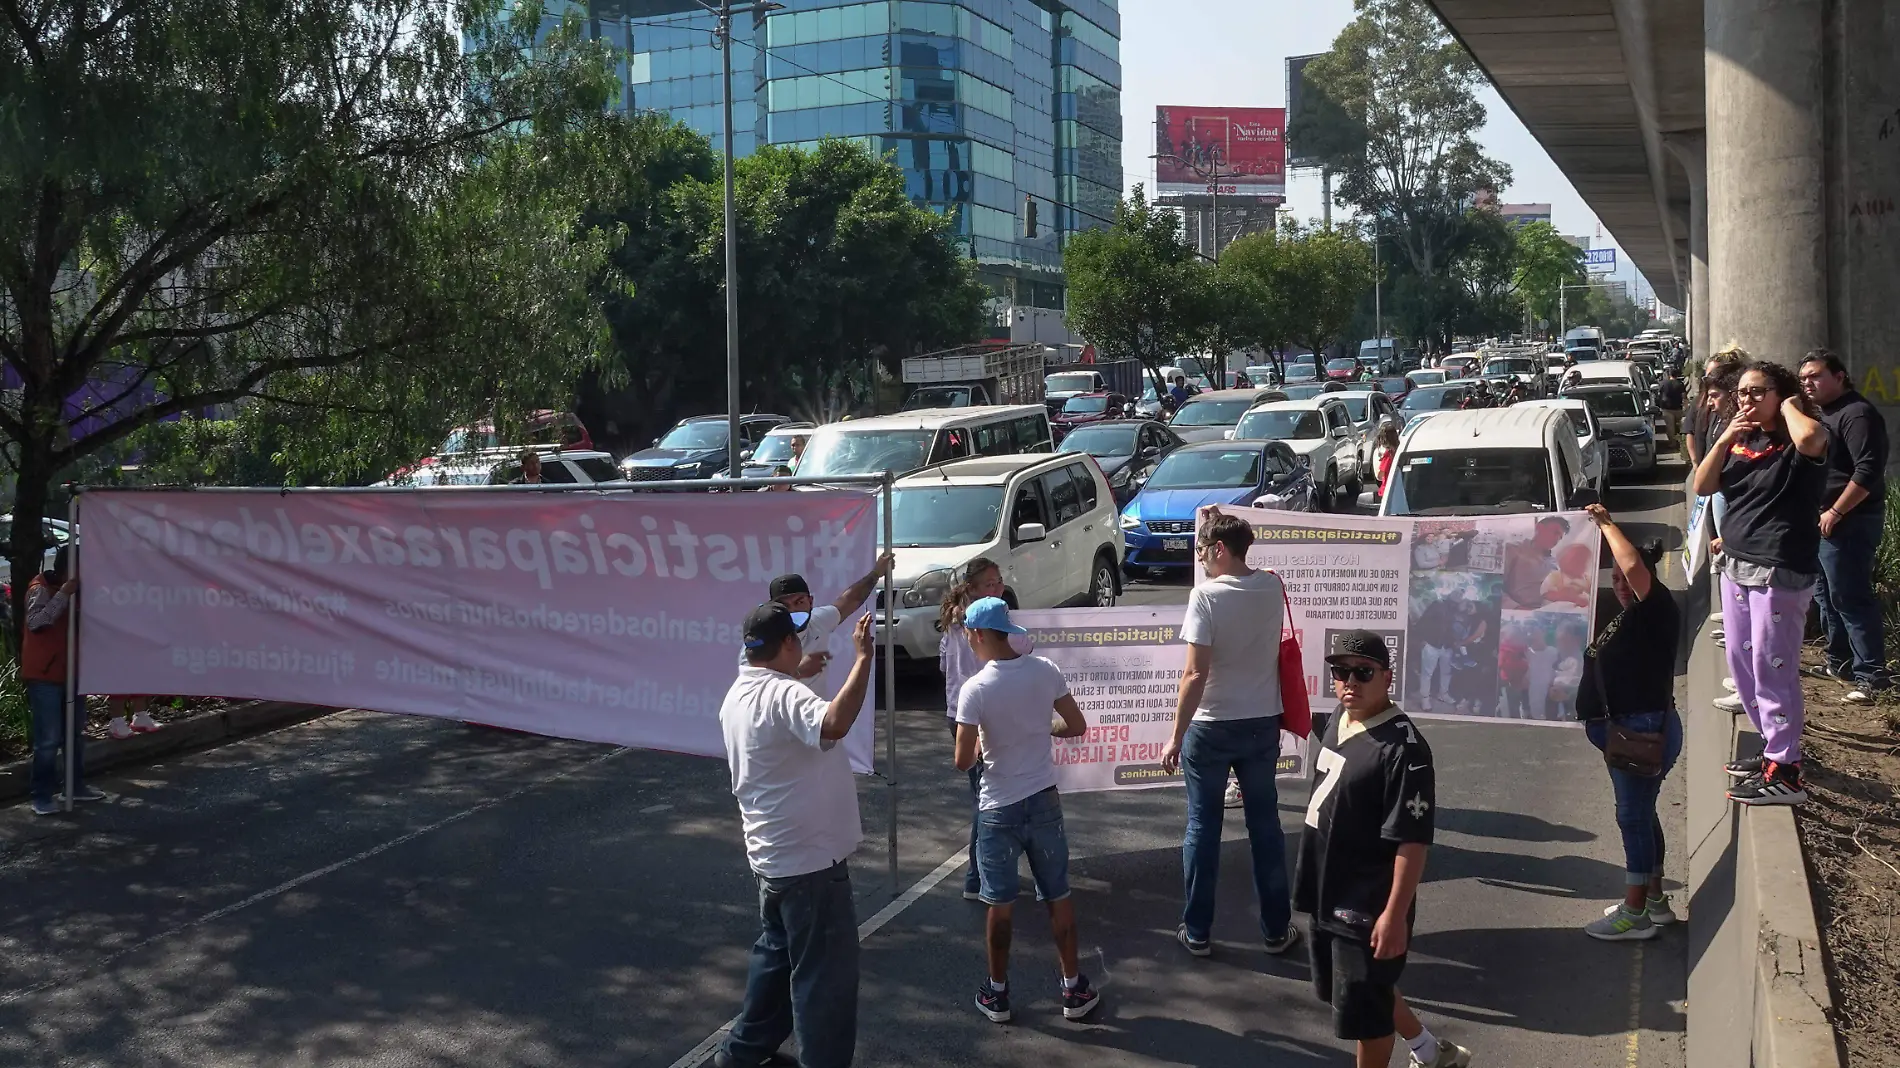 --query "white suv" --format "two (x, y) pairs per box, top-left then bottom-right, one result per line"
(878, 454), (1123, 663)
(378, 448), (628, 487)
(1232, 398), (1366, 504)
